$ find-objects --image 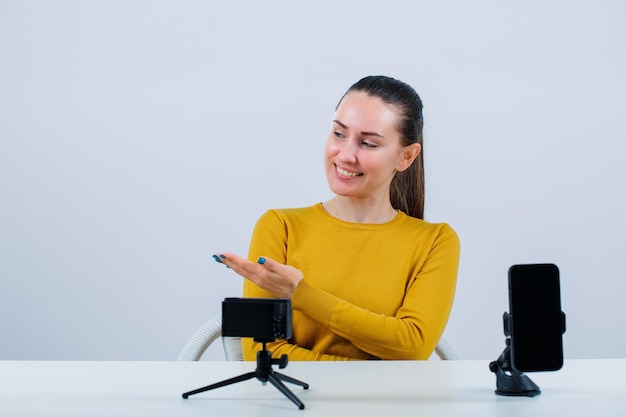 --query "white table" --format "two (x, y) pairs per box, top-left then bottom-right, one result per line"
(1, 359), (624, 416)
